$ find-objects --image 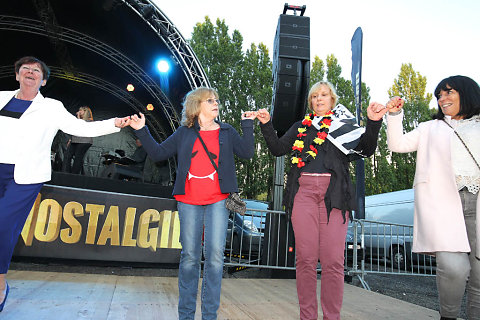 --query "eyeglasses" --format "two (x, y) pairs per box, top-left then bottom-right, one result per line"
(205, 98), (220, 105)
